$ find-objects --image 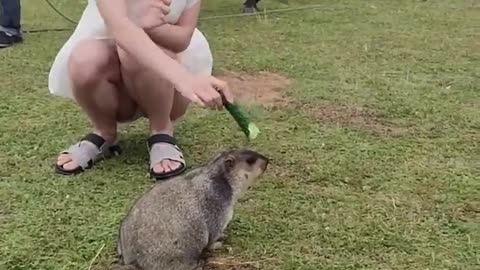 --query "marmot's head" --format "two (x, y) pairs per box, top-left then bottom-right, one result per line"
(208, 149), (269, 199)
